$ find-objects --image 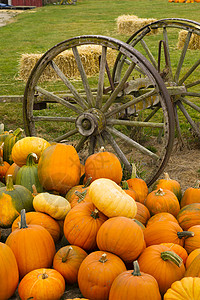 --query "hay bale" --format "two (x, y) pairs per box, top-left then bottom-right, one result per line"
(177, 30), (200, 50)
(116, 15), (158, 36)
(18, 45), (117, 82)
